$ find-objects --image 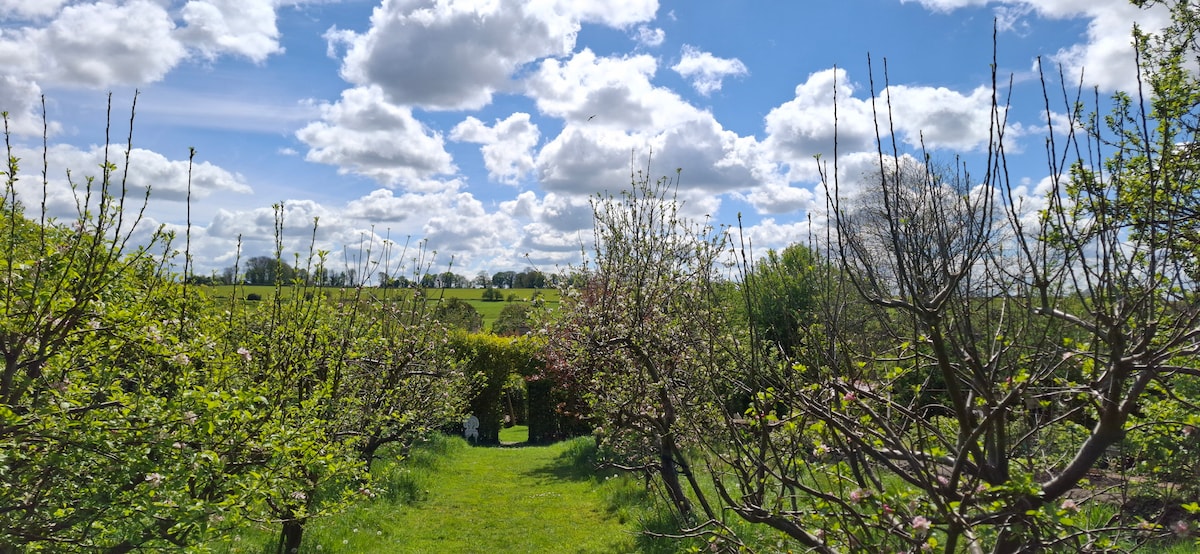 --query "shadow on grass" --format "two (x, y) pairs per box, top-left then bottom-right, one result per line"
(520, 436), (618, 482)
